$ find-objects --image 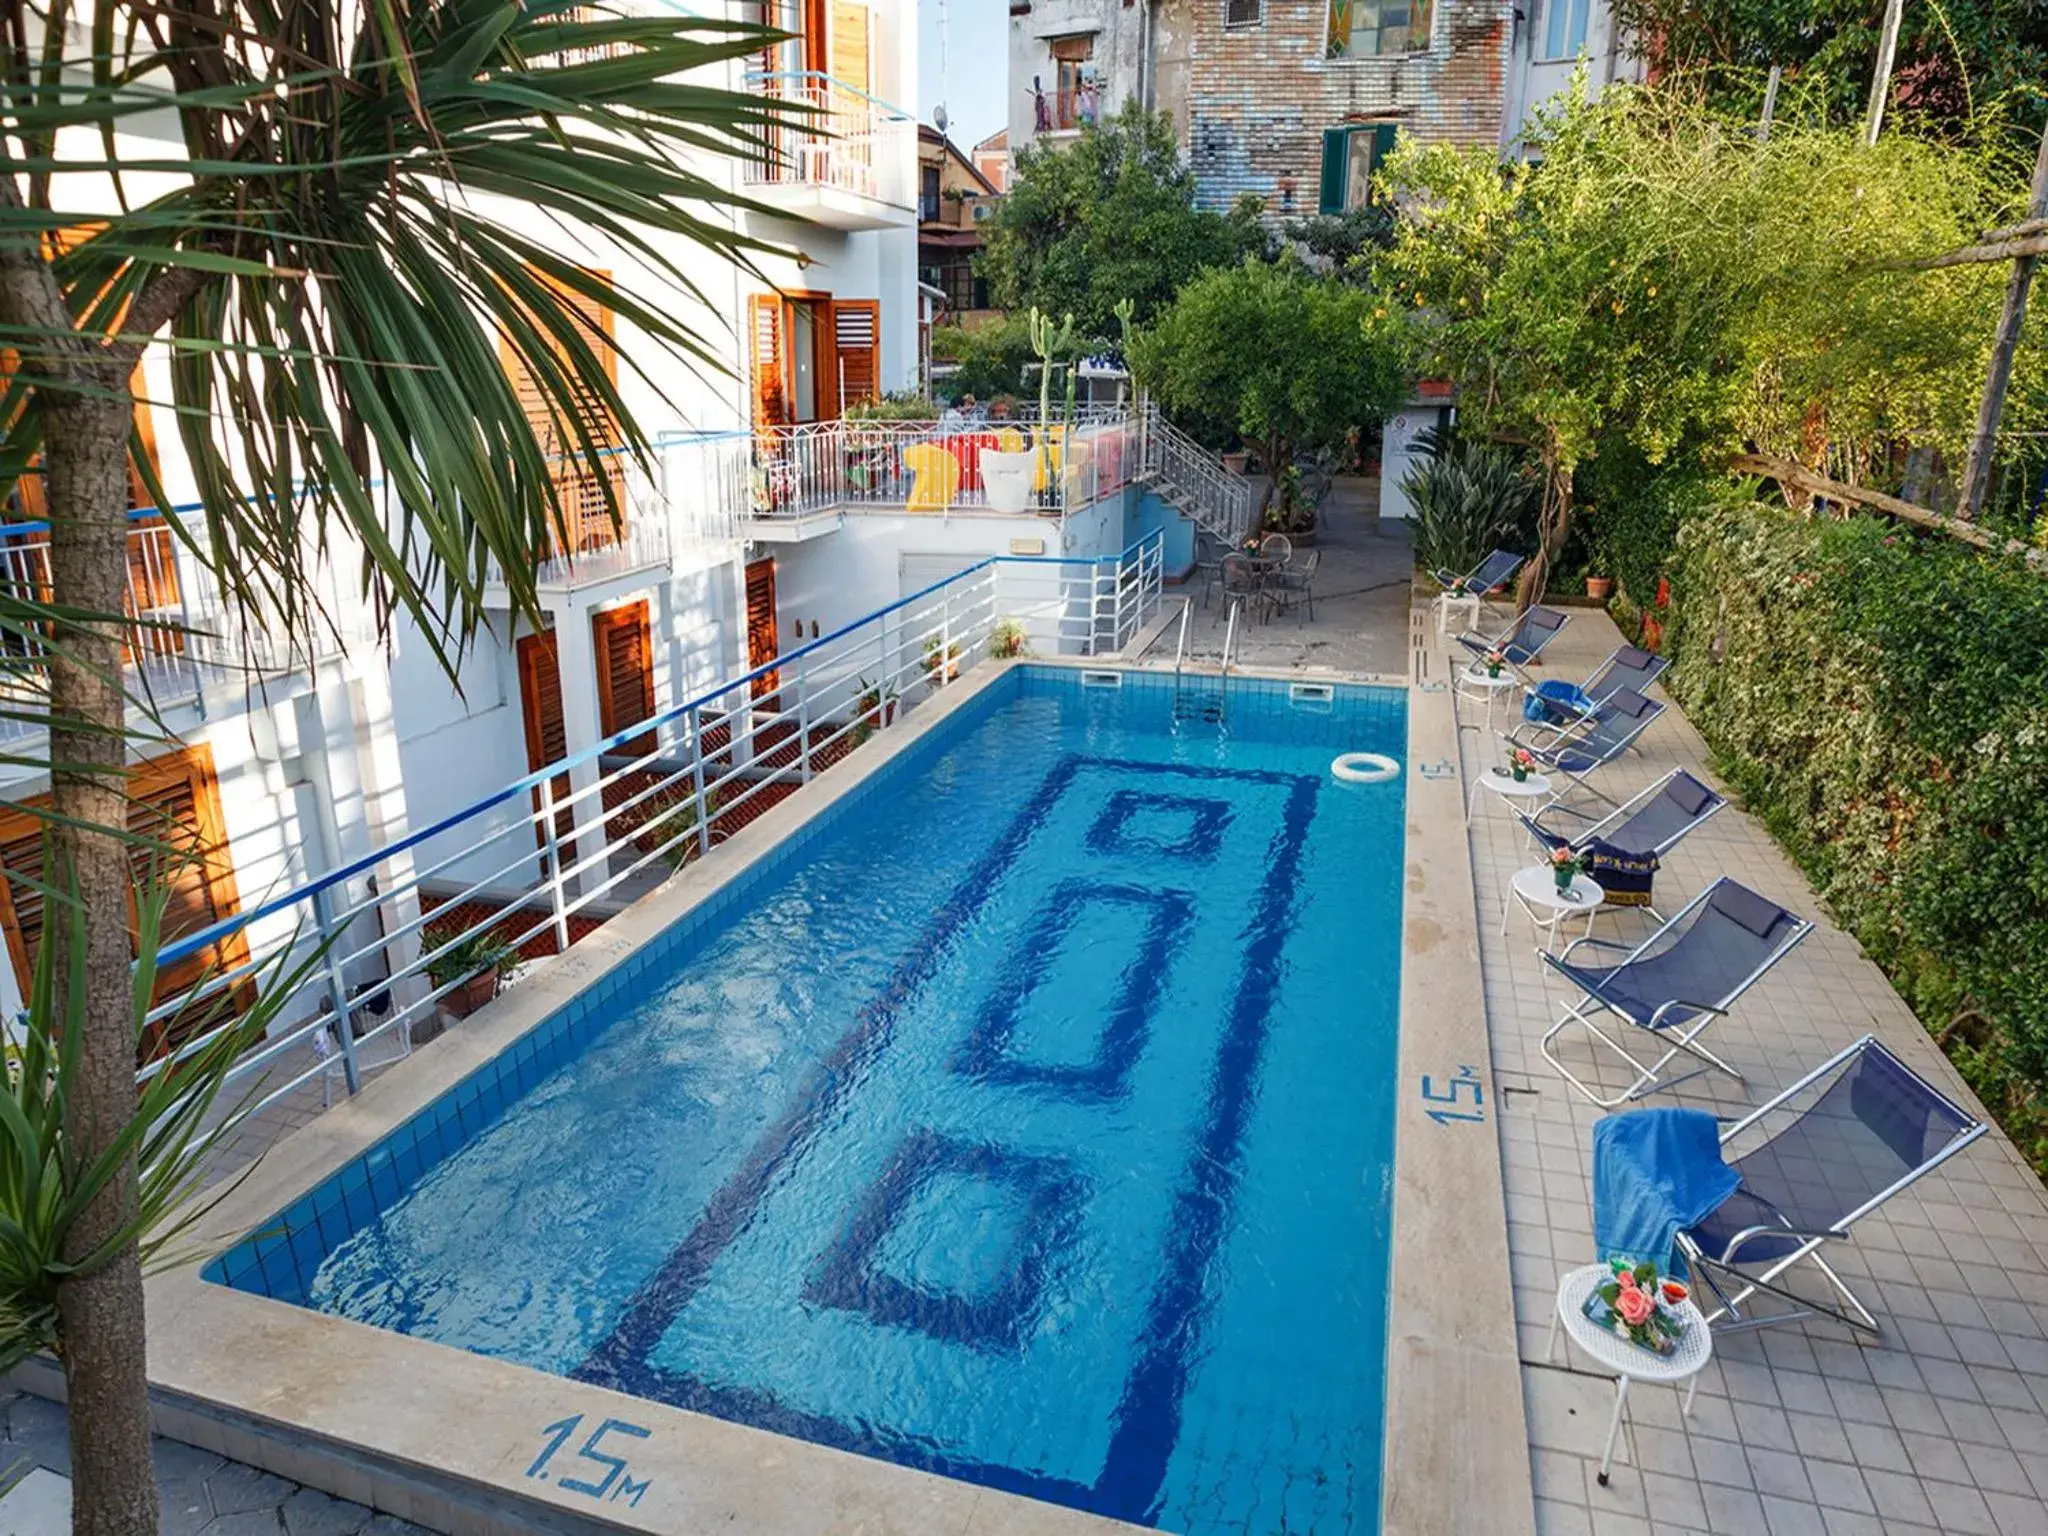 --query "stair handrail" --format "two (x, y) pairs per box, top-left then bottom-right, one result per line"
(1147, 408), (1254, 545)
